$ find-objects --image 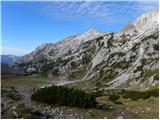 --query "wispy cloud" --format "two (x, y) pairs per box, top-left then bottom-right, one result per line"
(36, 1), (158, 24)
